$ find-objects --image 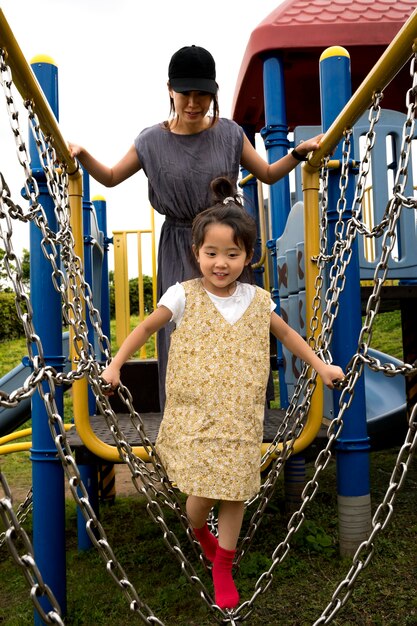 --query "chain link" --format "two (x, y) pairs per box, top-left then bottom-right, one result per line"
(0, 471), (64, 624)
(314, 403), (417, 625)
(0, 486), (32, 548)
(1, 45), (417, 626)
(312, 55), (417, 624)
